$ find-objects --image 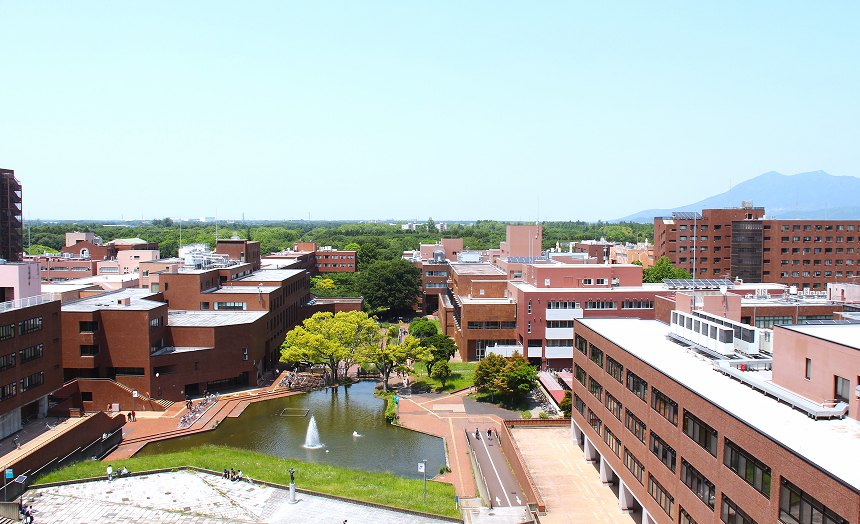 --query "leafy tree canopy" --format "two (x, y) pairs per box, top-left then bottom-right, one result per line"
(422, 334), (457, 372)
(642, 256), (693, 283)
(408, 318), (438, 341)
(355, 259), (421, 312)
(431, 361), (452, 388)
(360, 327), (427, 391)
(495, 351), (538, 401)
